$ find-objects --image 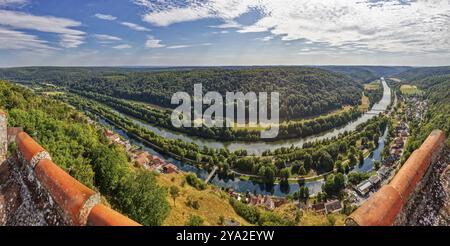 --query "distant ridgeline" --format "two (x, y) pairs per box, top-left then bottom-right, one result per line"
(317, 66), (411, 83)
(0, 66), (363, 120)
